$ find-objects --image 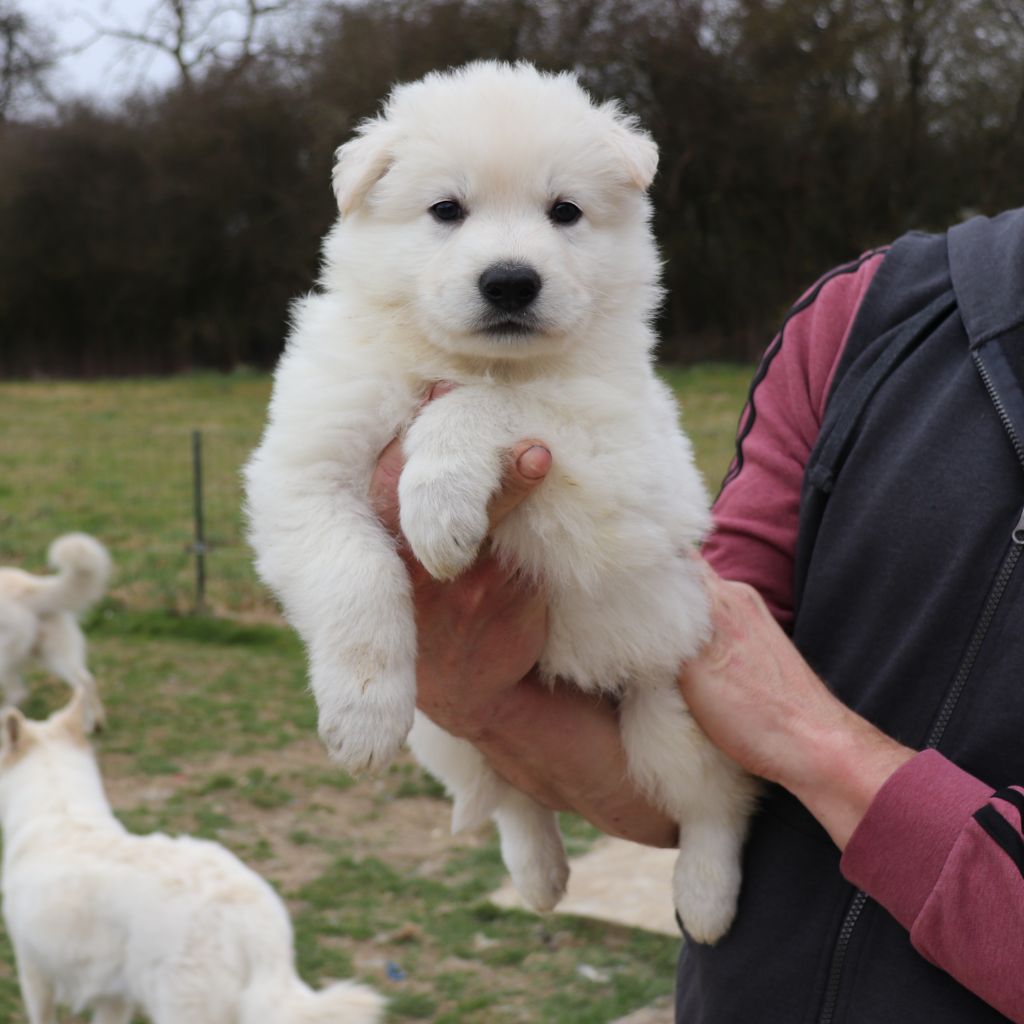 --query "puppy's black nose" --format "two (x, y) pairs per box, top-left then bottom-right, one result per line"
(478, 264), (542, 312)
